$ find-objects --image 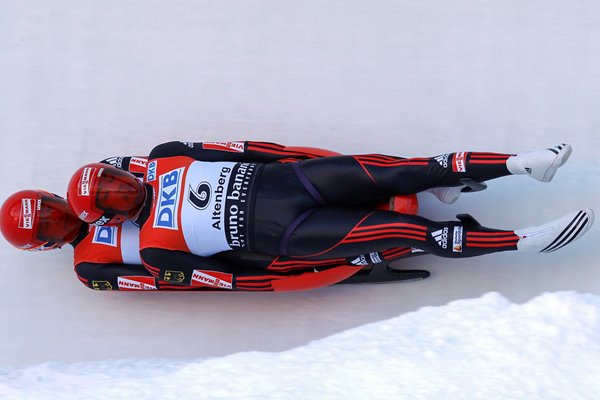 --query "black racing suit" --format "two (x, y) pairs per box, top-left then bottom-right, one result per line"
(139, 141), (519, 289)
